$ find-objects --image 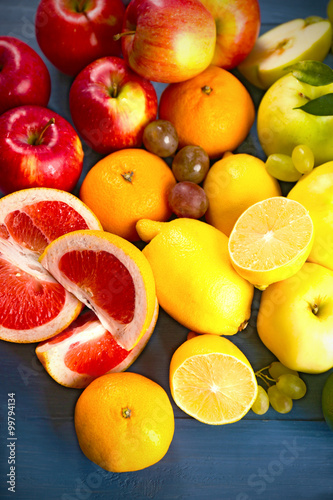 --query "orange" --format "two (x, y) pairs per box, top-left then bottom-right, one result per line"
(74, 372), (175, 472)
(40, 229), (157, 351)
(0, 187), (102, 343)
(228, 197), (314, 290)
(80, 149), (176, 241)
(159, 65), (255, 159)
(169, 334), (258, 425)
